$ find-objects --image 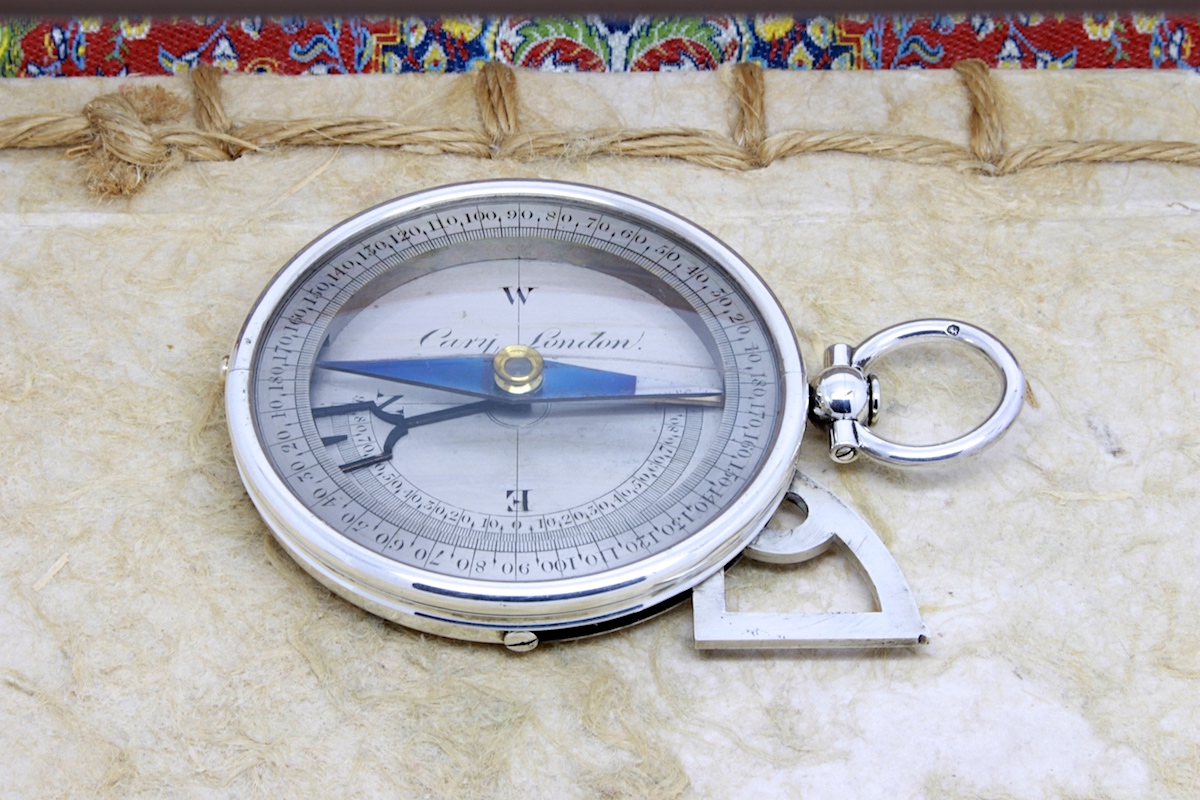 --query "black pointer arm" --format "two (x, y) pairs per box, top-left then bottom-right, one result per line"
(312, 397), (405, 426)
(404, 400), (500, 429)
(336, 400), (501, 472)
